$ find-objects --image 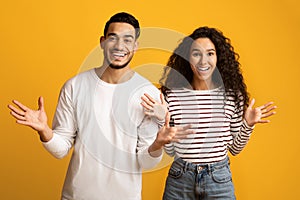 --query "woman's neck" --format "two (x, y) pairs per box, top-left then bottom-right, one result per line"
(192, 79), (216, 90)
